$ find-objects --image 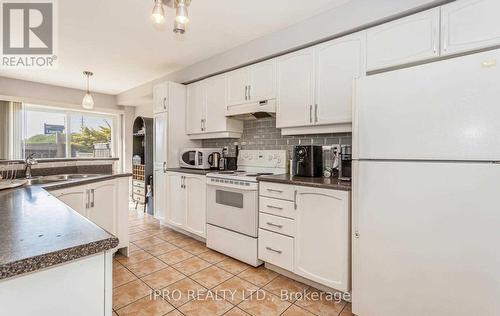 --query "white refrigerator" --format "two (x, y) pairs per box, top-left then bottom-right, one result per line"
(352, 49), (500, 316)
